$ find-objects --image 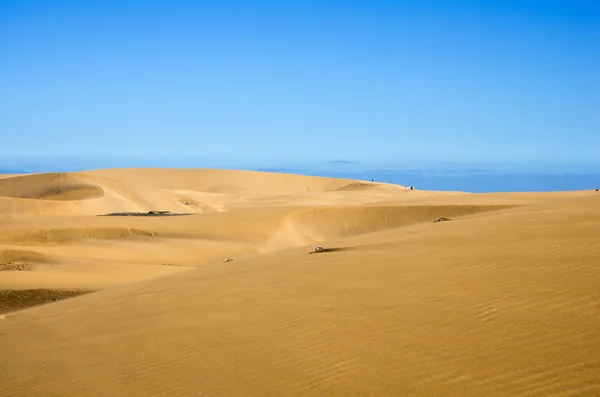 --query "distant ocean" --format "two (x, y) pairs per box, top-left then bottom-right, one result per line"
(1, 163), (598, 194)
(257, 168), (600, 193)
